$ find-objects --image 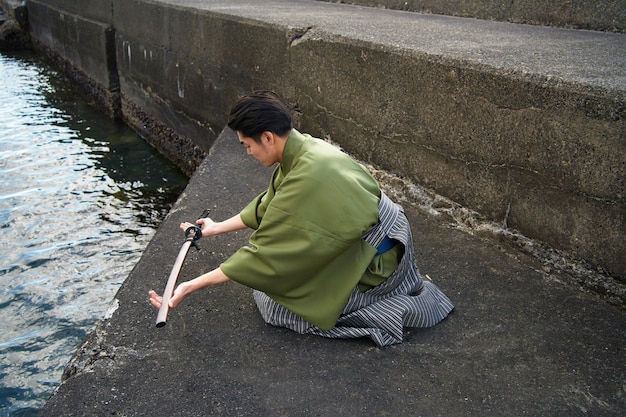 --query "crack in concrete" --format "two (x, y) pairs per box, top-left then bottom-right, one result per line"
(286, 25), (313, 47)
(60, 299), (143, 382)
(61, 326), (116, 381)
